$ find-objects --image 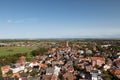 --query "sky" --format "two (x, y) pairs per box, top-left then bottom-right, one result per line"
(0, 0), (120, 39)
